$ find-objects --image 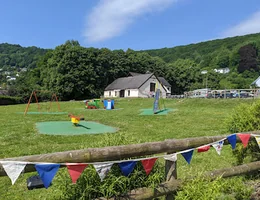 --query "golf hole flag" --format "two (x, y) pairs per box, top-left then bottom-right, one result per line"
(1, 161), (27, 185)
(93, 163), (113, 181)
(66, 163), (88, 183)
